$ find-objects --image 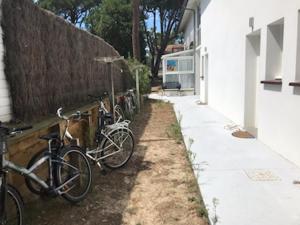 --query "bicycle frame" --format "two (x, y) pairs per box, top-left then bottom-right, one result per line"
(57, 98), (131, 169)
(1, 137), (81, 196)
(85, 126), (133, 163)
(0, 152), (7, 223)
